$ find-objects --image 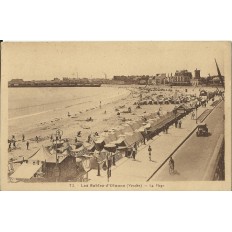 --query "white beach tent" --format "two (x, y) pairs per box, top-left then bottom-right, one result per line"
(10, 163), (42, 180)
(29, 146), (66, 164)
